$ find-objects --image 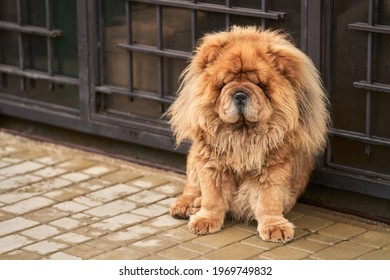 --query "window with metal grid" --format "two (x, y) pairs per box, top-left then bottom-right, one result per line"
(0, 0), (79, 111)
(328, 0), (390, 179)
